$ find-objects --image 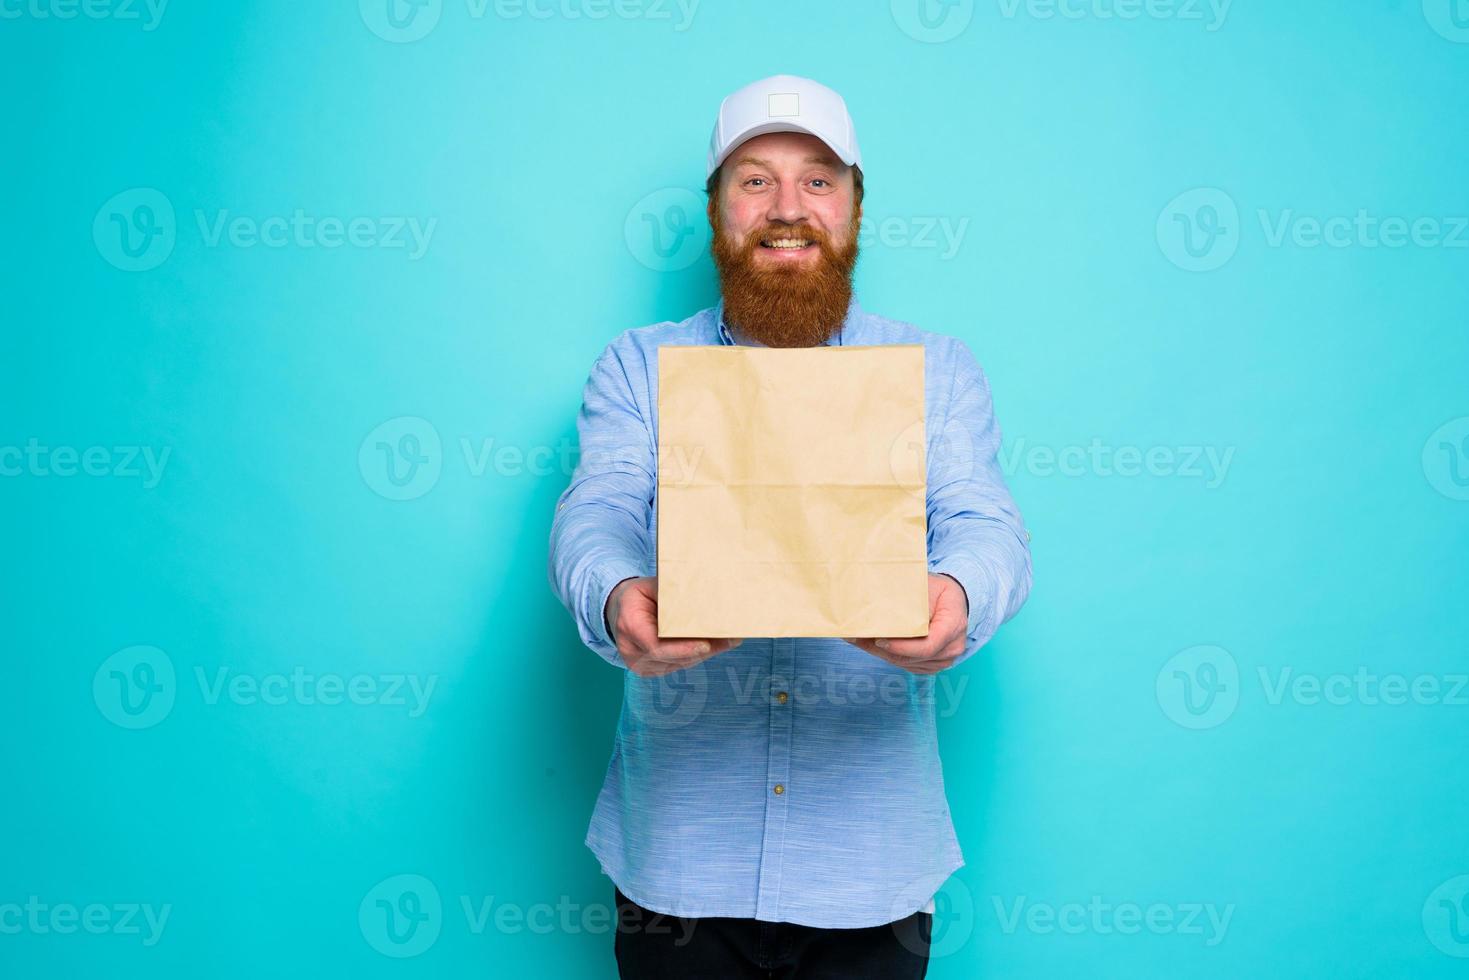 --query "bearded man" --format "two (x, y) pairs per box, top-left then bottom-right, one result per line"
(549, 75), (1032, 979)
